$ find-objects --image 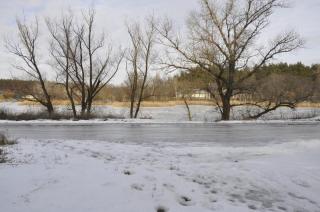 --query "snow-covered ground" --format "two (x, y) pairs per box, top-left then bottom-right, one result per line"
(1, 137), (320, 212)
(1, 101), (320, 122)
